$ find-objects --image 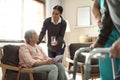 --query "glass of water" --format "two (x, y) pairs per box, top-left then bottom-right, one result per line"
(51, 36), (56, 46)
